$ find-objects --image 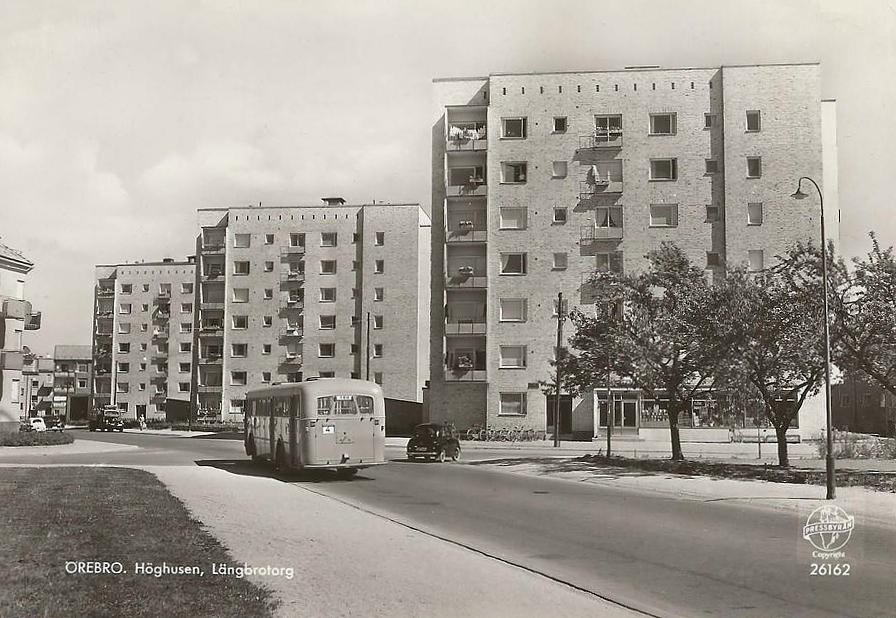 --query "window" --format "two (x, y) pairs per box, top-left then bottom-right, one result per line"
(118, 362), (130, 373)
(120, 284), (132, 294)
(704, 114), (716, 129)
(232, 288), (249, 303)
(231, 344), (247, 357)
(142, 284), (150, 292)
(748, 202), (763, 226)
(499, 207), (527, 230)
(373, 315), (384, 329)
(553, 116), (567, 133)
(373, 344), (383, 358)
(140, 324), (148, 332)
(500, 253), (527, 275)
(373, 372), (383, 385)
(501, 162), (527, 183)
(118, 343), (130, 353)
(319, 288), (336, 302)
(233, 234), (250, 248)
(351, 315), (361, 327)
(232, 315), (248, 329)
(181, 303), (192, 313)
(352, 232), (361, 243)
(179, 342), (191, 353)
(320, 260), (337, 275)
(177, 322), (190, 334)
(746, 110), (761, 132)
(706, 252), (721, 268)
(319, 315), (336, 329)
(375, 232), (385, 246)
(319, 343), (335, 358)
(119, 303), (131, 315)
(705, 159), (719, 174)
(262, 344), (272, 355)
(650, 159), (678, 181)
(374, 260), (384, 274)
(706, 205), (720, 222)
(264, 233), (274, 245)
(178, 382), (190, 393)
(141, 303), (149, 312)
(448, 165), (485, 186)
(181, 283), (193, 294)
(351, 260), (360, 272)
(552, 161), (568, 178)
(499, 345), (527, 368)
(262, 315), (273, 327)
(501, 117), (527, 139)
(649, 113), (677, 135)
(552, 252), (568, 270)
(261, 372), (272, 383)
(118, 323), (131, 334)
(748, 250), (764, 272)
(351, 343), (359, 354)
(289, 233), (304, 247)
(552, 207), (568, 224)
(649, 204), (678, 227)
(263, 288), (273, 300)
(596, 252), (623, 273)
(499, 299), (527, 322)
(230, 371), (247, 386)
(500, 393), (527, 416)
(351, 287), (359, 299)
(321, 232), (337, 247)
(233, 261), (250, 276)
(78, 379), (88, 389)
(263, 261), (274, 272)
(117, 382), (129, 393)
(179, 362), (190, 373)
(374, 287), (384, 302)
(747, 157), (762, 178)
